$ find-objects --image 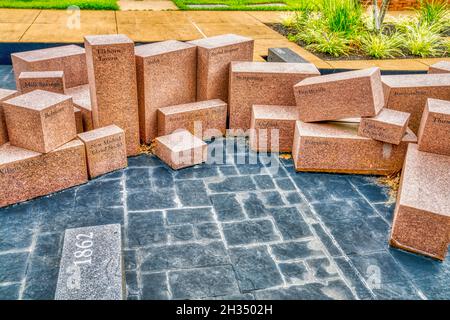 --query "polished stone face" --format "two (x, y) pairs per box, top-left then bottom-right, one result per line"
(428, 61), (450, 74)
(18, 71), (65, 94)
(0, 88), (18, 146)
(65, 84), (93, 132)
(418, 98), (450, 156)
